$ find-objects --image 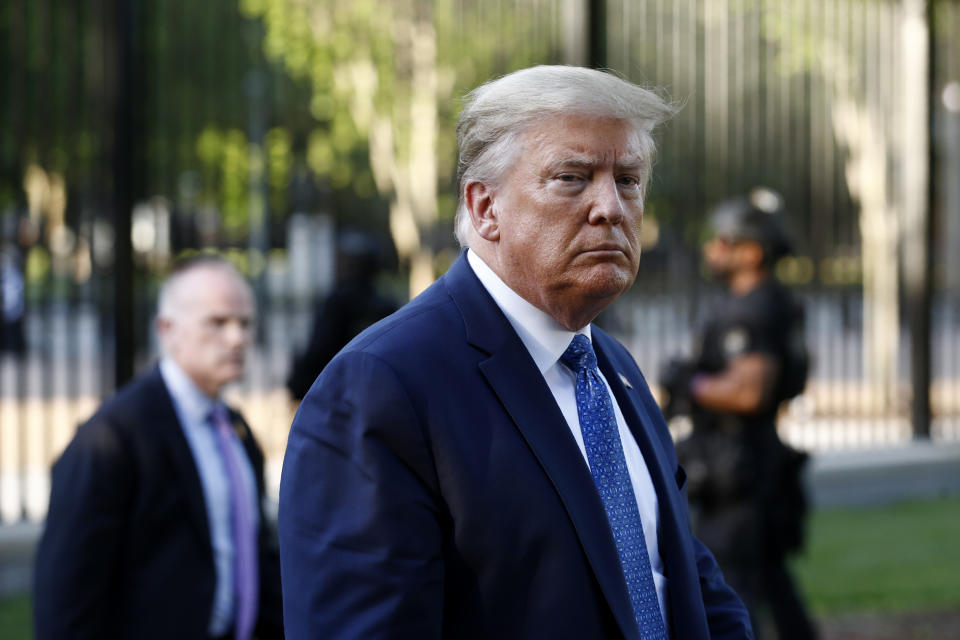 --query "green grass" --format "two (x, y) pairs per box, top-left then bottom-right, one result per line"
(0, 595), (30, 639)
(792, 496), (960, 616)
(1, 497), (957, 639)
